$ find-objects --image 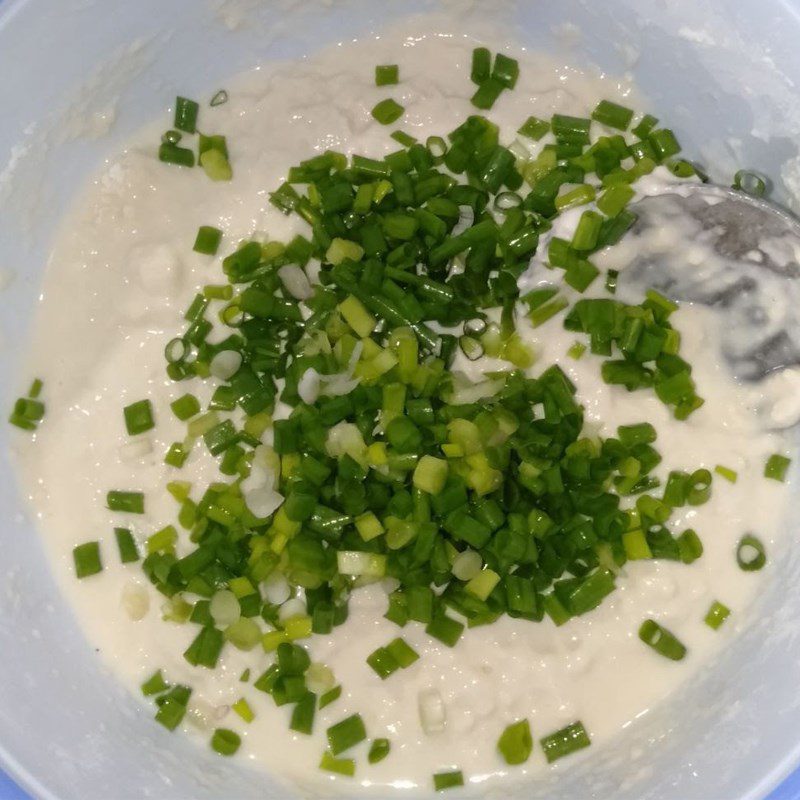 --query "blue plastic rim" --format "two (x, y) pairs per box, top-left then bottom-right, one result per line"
(2, 1), (800, 798)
